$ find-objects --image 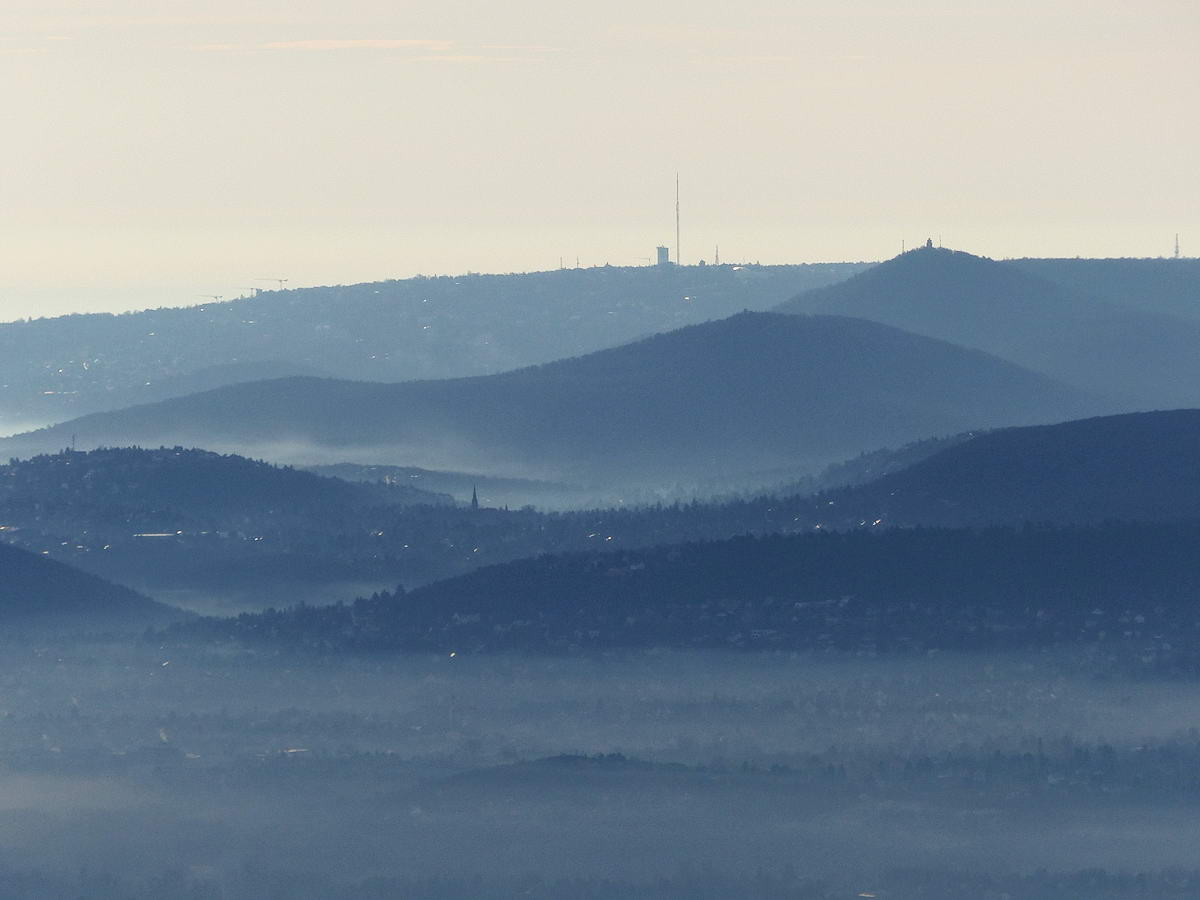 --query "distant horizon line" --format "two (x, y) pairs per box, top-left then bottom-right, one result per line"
(2, 248), (1196, 325)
